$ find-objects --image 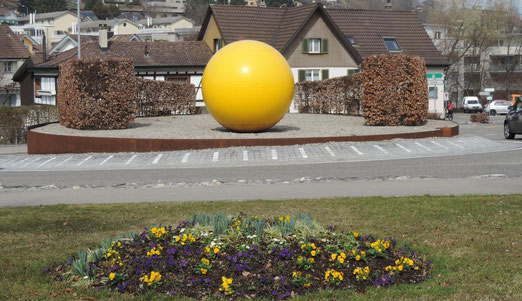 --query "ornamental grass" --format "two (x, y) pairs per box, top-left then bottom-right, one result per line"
(46, 213), (431, 299)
